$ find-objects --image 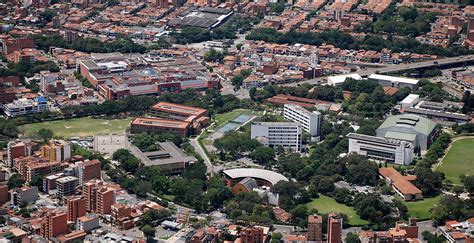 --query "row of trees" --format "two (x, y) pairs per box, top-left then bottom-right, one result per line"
(32, 34), (147, 54)
(170, 14), (261, 44)
(246, 28), (473, 57)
